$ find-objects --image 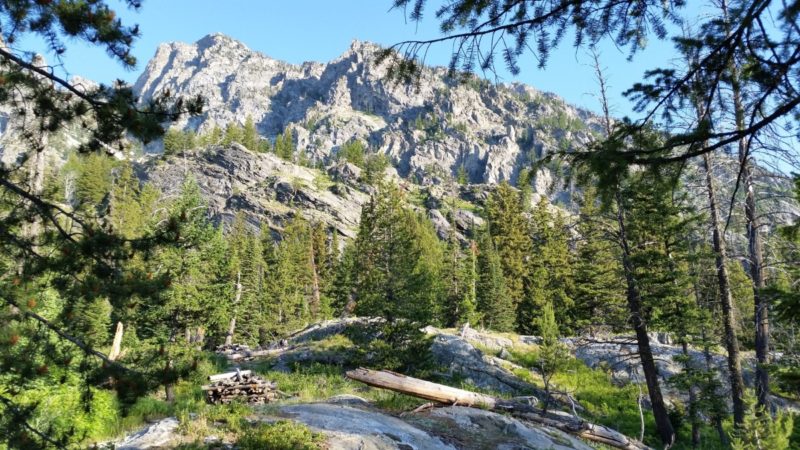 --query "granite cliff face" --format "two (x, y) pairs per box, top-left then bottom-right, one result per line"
(134, 33), (602, 195)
